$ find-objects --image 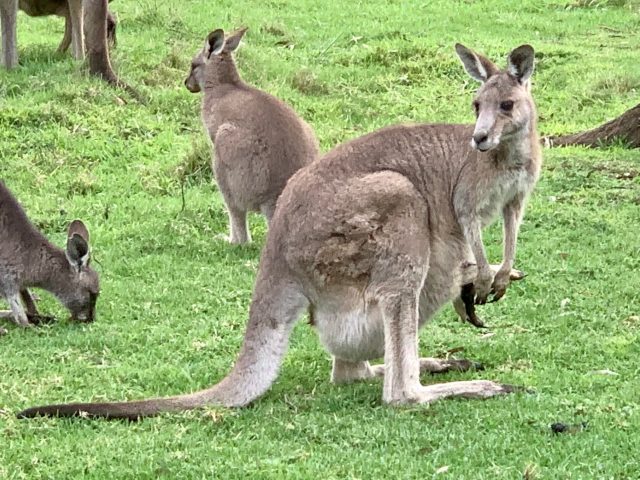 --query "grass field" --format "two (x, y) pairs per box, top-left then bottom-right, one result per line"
(1, 0), (640, 478)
